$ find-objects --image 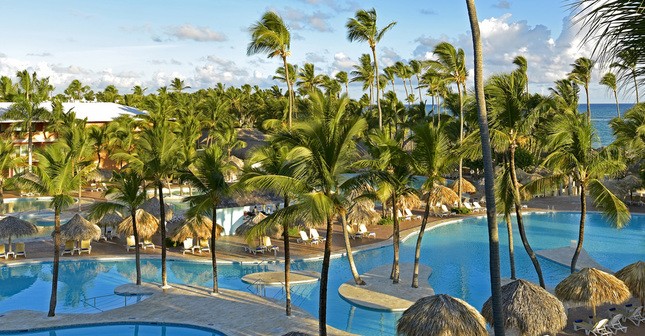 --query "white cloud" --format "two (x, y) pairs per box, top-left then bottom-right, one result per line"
(331, 52), (356, 72)
(275, 7), (334, 32)
(166, 25), (227, 42)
